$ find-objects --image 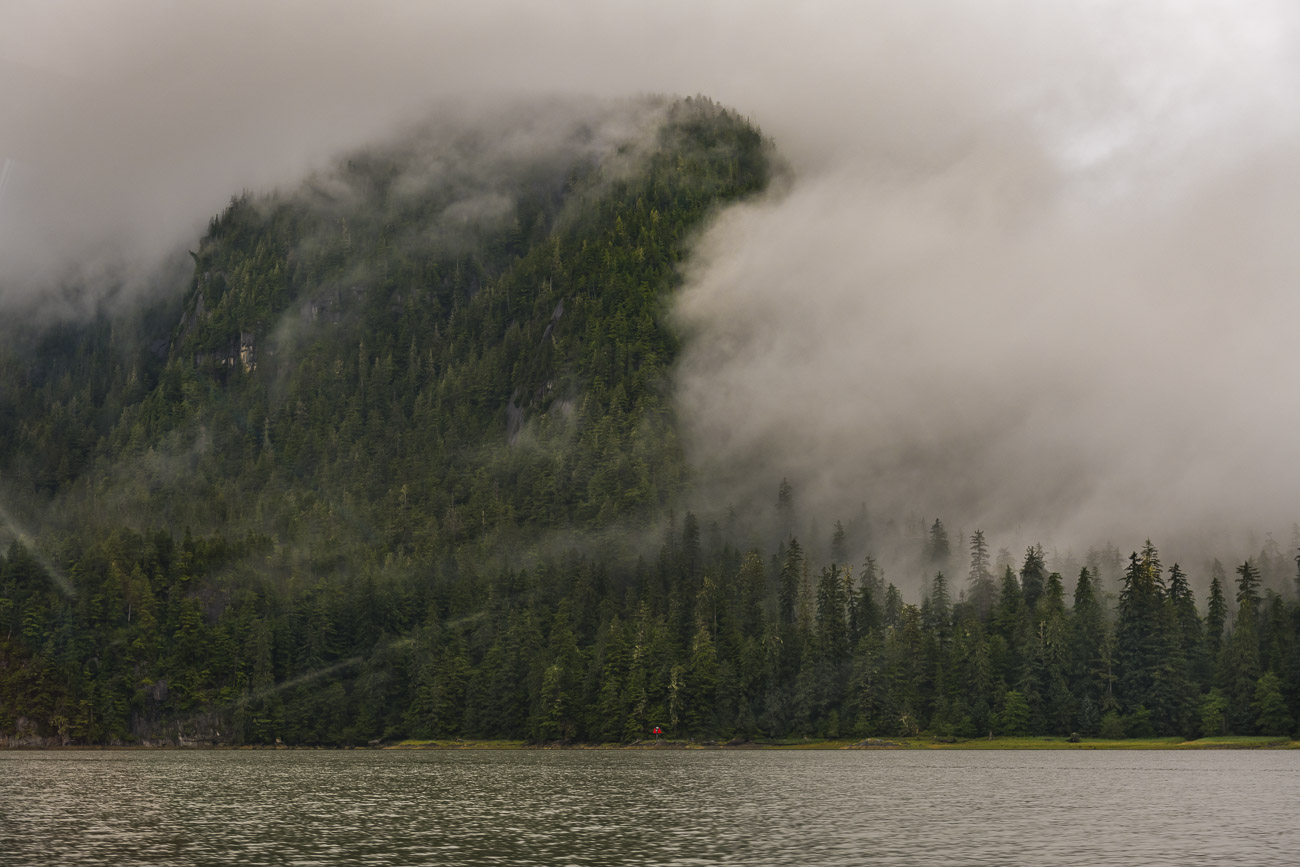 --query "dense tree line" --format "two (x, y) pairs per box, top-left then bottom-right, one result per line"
(3, 525), (1298, 744)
